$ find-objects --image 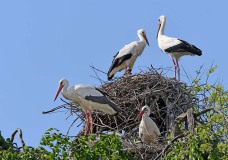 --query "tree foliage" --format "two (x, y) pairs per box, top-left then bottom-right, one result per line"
(0, 128), (133, 160)
(163, 66), (228, 160)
